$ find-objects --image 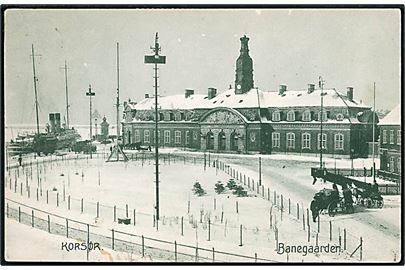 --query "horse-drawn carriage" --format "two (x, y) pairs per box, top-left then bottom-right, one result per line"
(353, 187), (384, 208)
(310, 187), (354, 222)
